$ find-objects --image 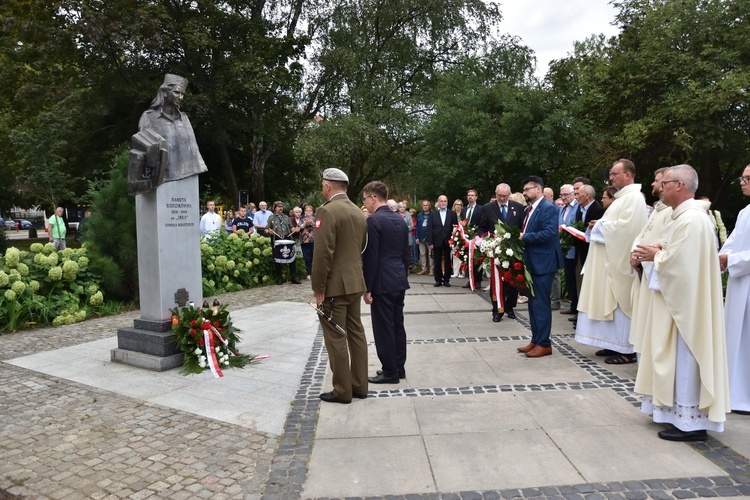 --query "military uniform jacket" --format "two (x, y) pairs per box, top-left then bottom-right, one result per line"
(311, 193), (368, 297)
(267, 213), (293, 239)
